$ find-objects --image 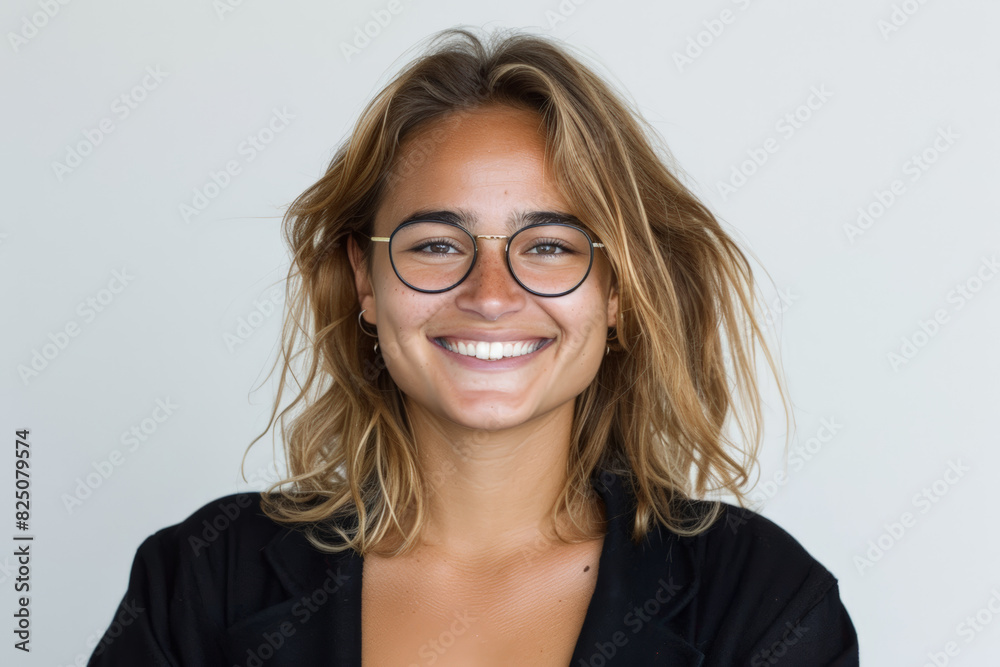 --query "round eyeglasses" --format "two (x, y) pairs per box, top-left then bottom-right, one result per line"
(369, 220), (606, 297)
